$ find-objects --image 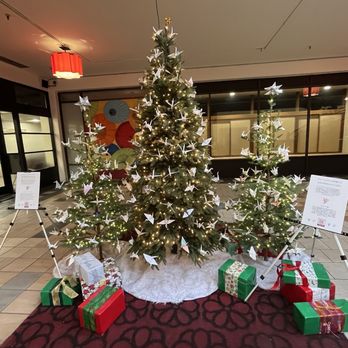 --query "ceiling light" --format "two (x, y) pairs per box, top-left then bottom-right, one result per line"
(50, 46), (83, 79)
(323, 85), (331, 90)
(229, 92), (236, 97)
(345, 97), (348, 101)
